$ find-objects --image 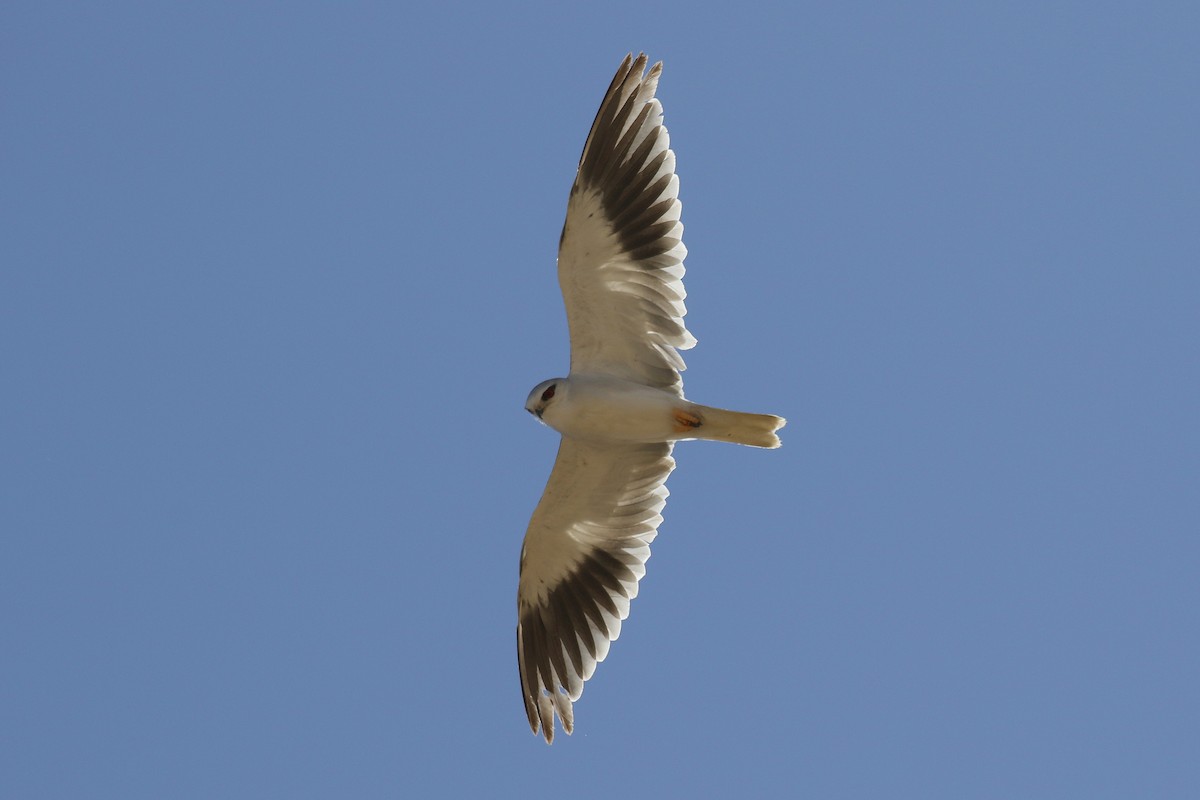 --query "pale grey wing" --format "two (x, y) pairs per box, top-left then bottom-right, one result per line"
(558, 53), (694, 397)
(517, 437), (675, 743)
